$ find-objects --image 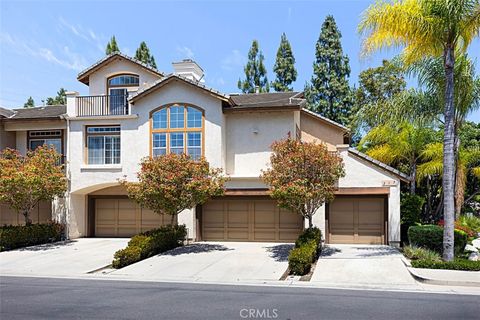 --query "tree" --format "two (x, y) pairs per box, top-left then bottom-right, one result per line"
(304, 15), (354, 126)
(135, 41), (157, 69)
(0, 147), (67, 225)
(271, 33), (297, 92)
(359, 122), (435, 194)
(359, 0), (480, 261)
(105, 35), (120, 55)
(120, 154), (227, 225)
(24, 96), (35, 108)
(238, 40), (269, 93)
(261, 138), (345, 228)
(46, 88), (66, 105)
